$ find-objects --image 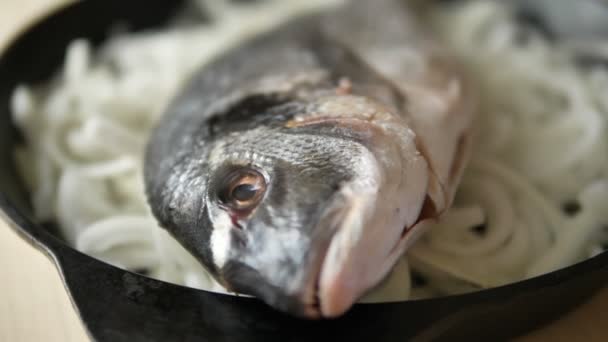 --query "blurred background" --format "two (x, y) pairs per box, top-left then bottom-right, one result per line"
(0, 0), (607, 341)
